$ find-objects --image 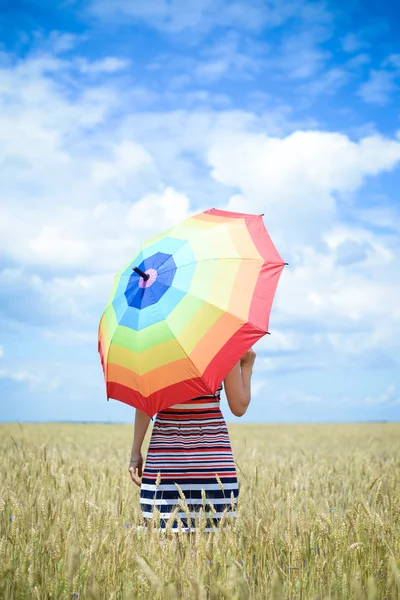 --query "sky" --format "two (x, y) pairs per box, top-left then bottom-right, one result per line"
(0, 0), (400, 423)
